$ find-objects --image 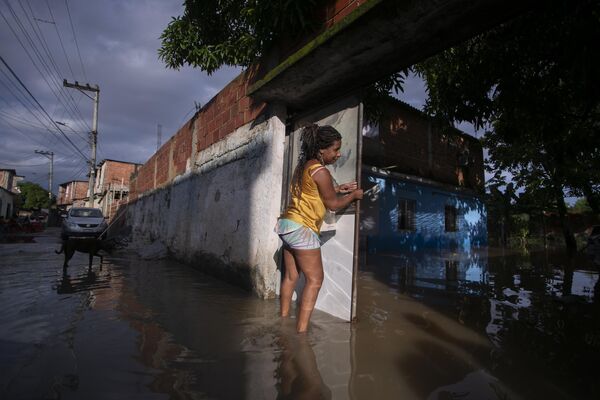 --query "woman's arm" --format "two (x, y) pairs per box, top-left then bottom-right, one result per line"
(312, 168), (363, 211)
